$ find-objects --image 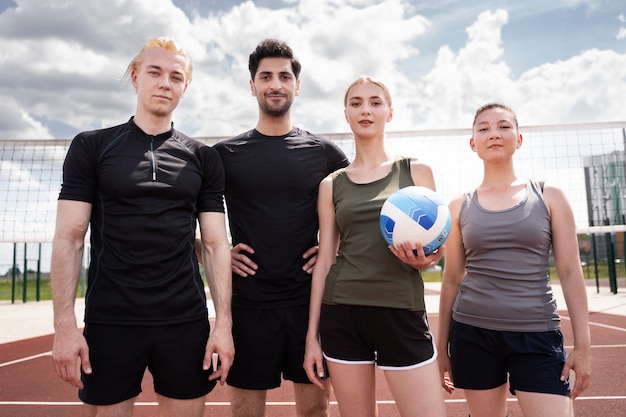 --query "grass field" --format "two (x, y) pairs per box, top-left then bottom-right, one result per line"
(0, 272), (86, 302)
(2, 262), (625, 302)
(0, 276), (53, 302)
